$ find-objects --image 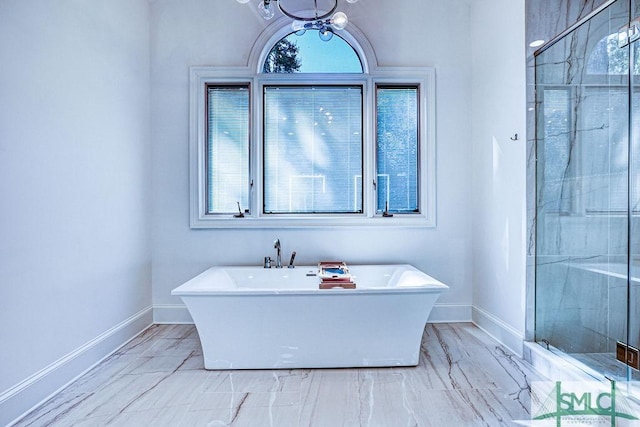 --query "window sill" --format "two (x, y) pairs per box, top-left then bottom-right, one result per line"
(189, 214), (435, 229)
